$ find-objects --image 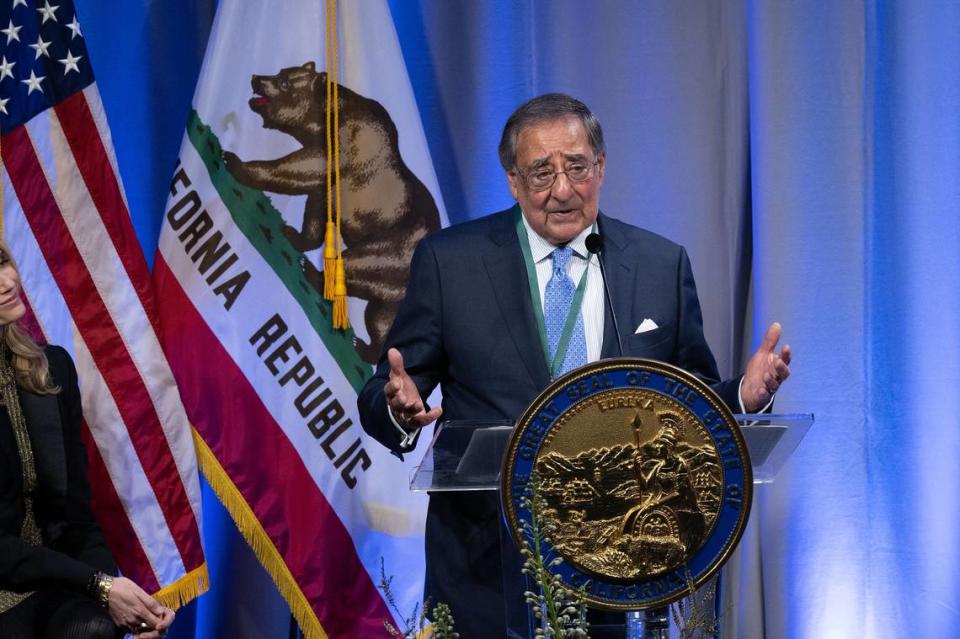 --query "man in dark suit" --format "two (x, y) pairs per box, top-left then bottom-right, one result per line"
(357, 93), (791, 637)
